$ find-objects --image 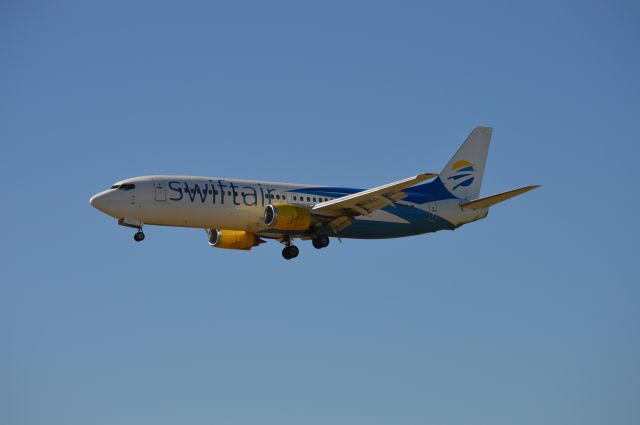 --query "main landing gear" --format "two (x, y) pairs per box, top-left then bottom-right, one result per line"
(281, 235), (330, 260)
(282, 243), (299, 260)
(133, 228), (145, 242)
(281, 236), (299, 260)
(312, 235), (330, 249)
